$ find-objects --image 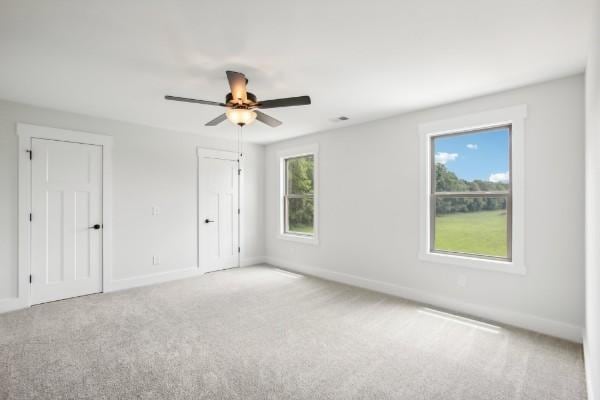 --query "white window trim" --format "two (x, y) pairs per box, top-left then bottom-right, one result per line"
(418, 105), (527, 274)
(278, 144), (319, 245)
